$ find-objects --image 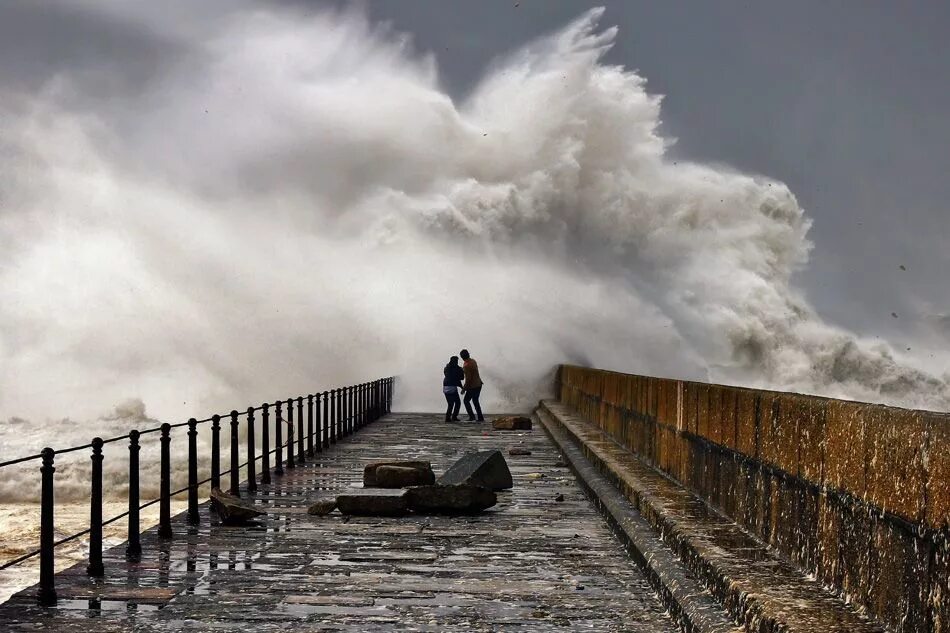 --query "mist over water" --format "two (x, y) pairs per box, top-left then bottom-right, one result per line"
(2, 7), (948, 497)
